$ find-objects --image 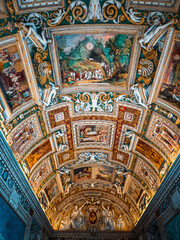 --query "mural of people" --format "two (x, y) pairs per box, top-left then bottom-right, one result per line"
(79, 125), (108, 143)
(159, 40), (180, 109)
(0, 46), (31, 110)
(57, 33), (133, 88)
